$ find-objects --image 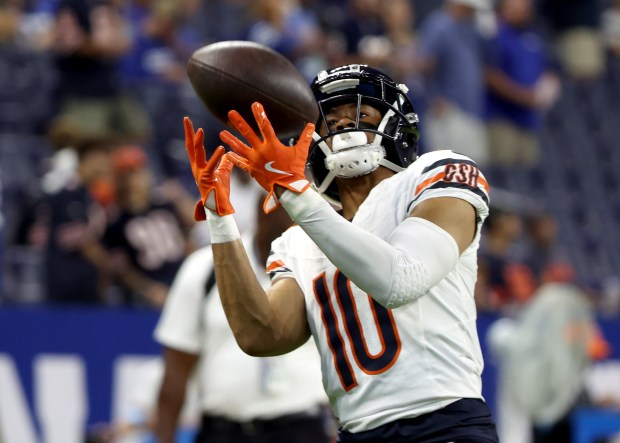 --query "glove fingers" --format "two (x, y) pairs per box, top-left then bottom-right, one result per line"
(217, 152), (235, 174)
(184, 117), (196, 165)
(227, 110), (262, 147)
(226, 151), (251, 173)
(220, 130), (253, 159)
(193, 128), (207, 169)
(206, 145), (226, 172)
(251, 102), (278, 143)
(299, 123), (316, 149)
